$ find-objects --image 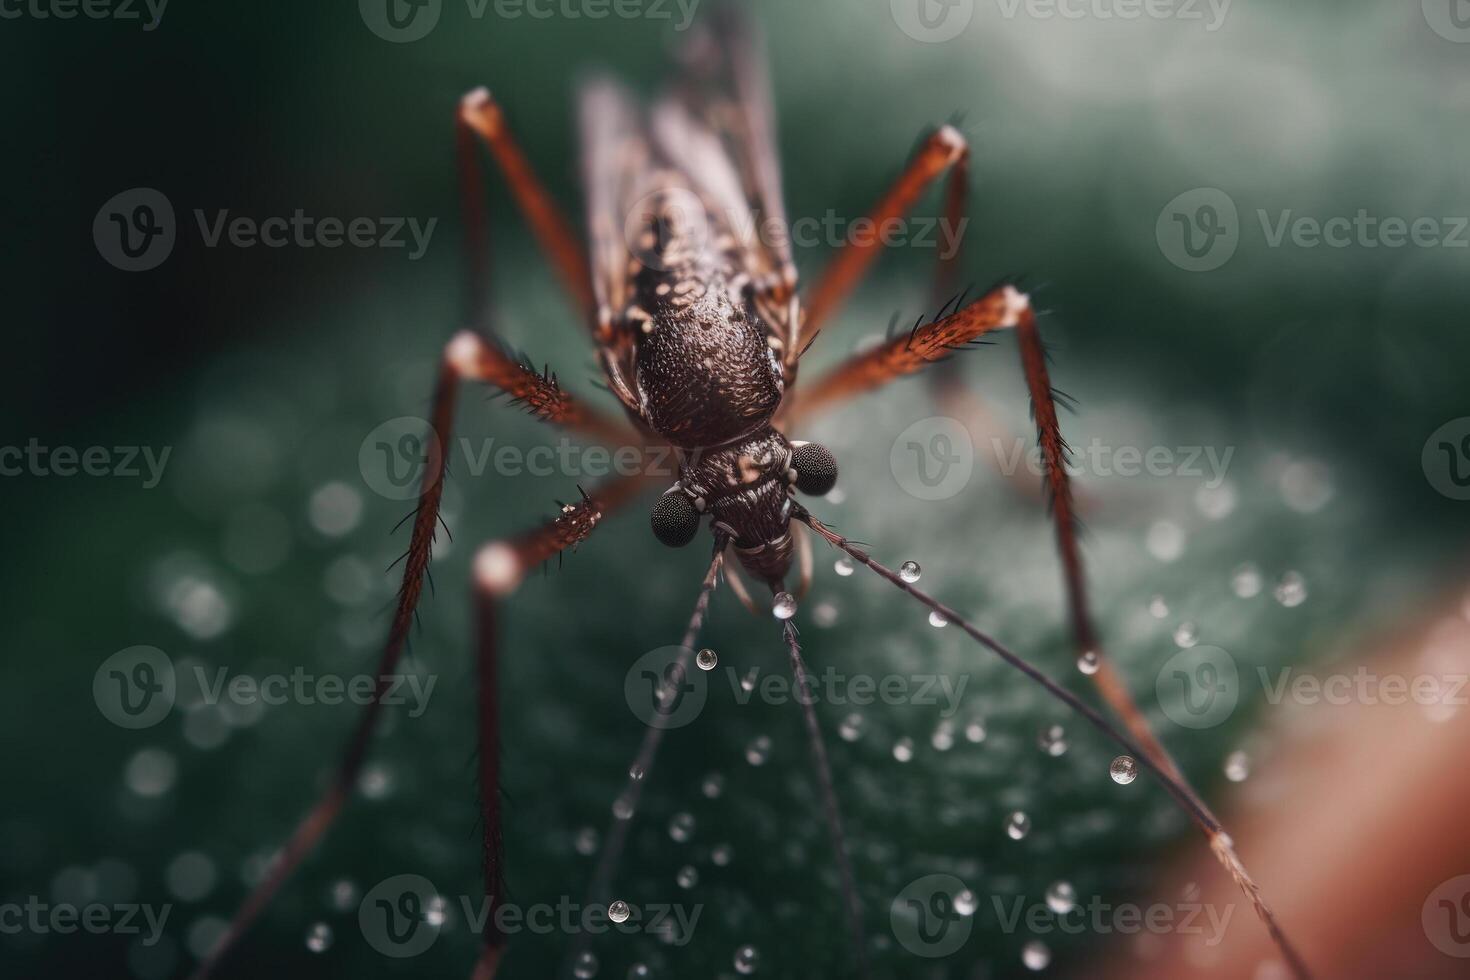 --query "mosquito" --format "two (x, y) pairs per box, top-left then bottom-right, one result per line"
(190, 8), (1311, 979)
